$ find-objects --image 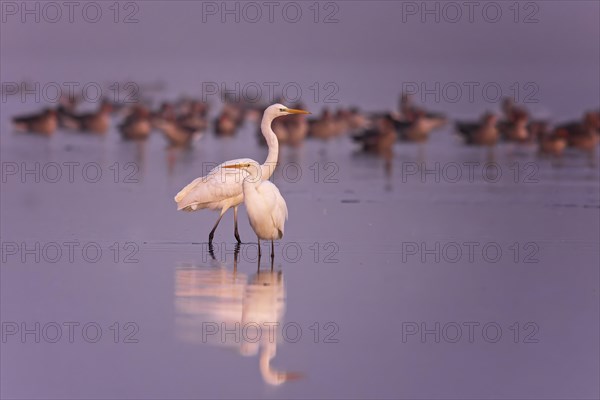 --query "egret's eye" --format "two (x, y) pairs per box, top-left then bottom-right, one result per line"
(280, 108), (286, 112)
